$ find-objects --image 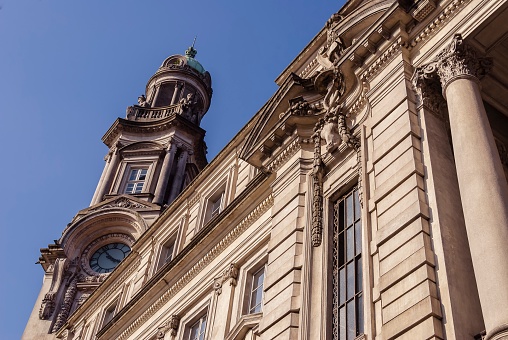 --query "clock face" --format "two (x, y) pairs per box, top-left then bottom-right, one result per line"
(89, 243), (131, 274)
